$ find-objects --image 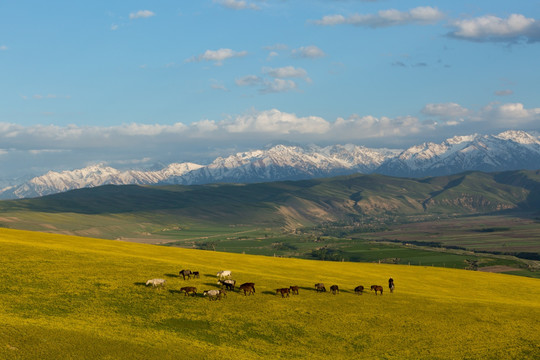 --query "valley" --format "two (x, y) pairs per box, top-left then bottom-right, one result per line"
(1, 170), (539, 278)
